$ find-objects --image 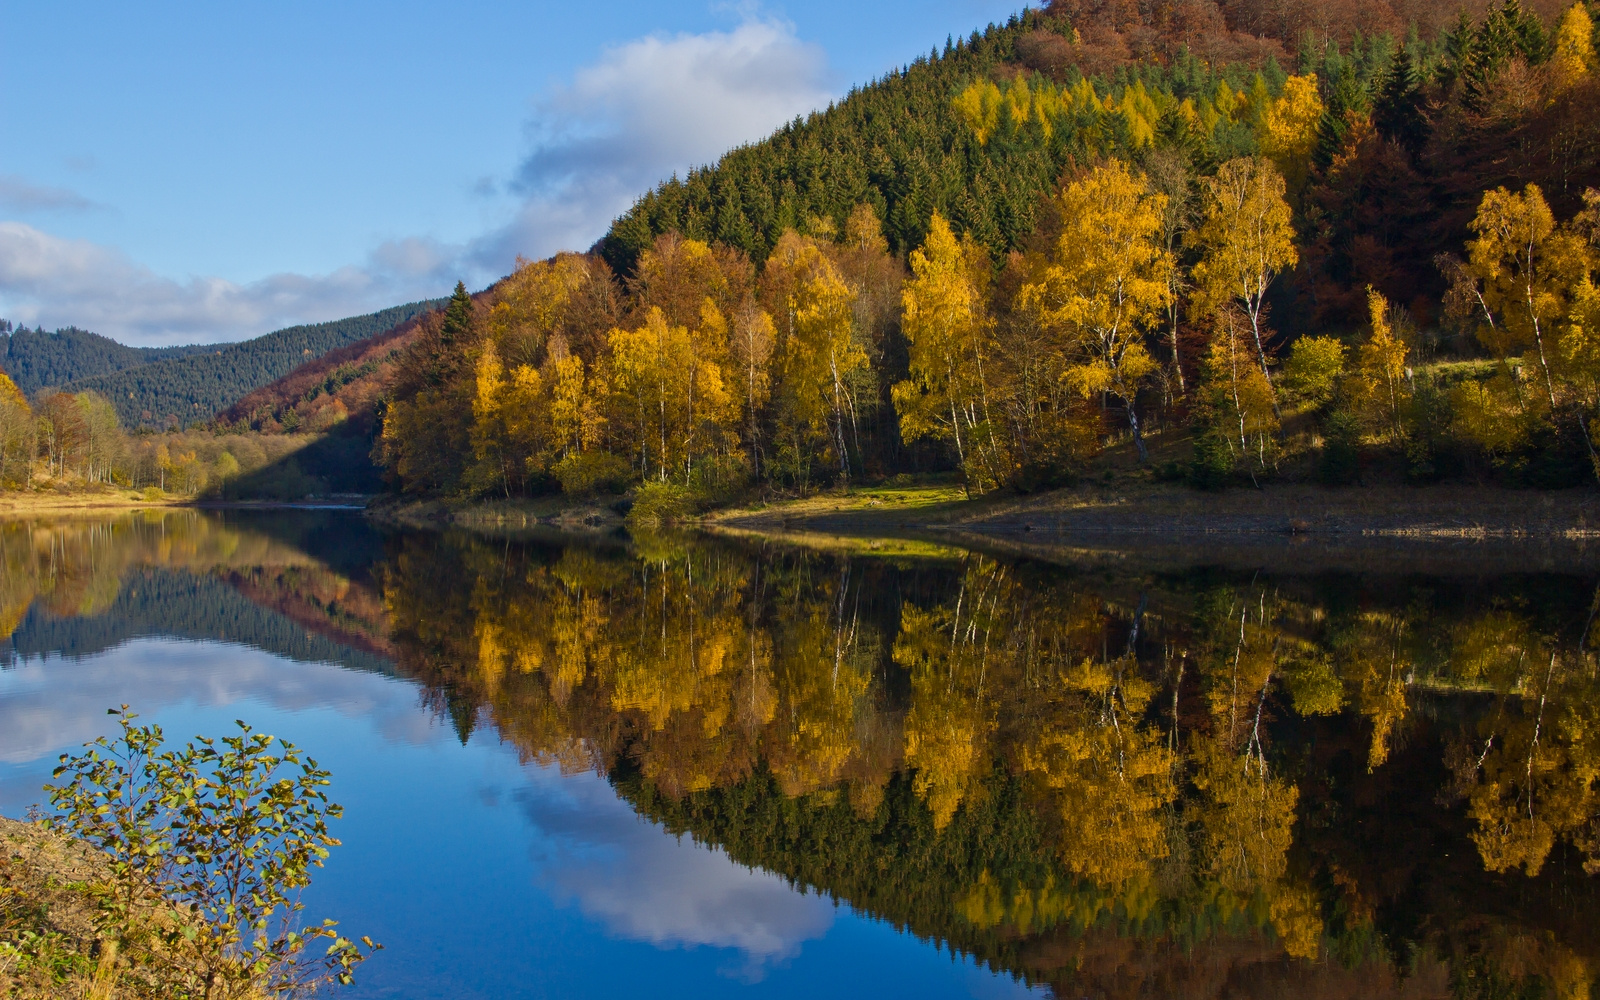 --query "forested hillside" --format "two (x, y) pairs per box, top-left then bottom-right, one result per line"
(368, 0), (1600, 502)
(220, 305), (441, 435)
(0, 322), (215, 396)
(60, 299), (444, 428)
